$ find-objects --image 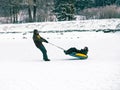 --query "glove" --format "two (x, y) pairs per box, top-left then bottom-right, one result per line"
(64, 50), (67, 54)
(45, 40), (48, 43)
